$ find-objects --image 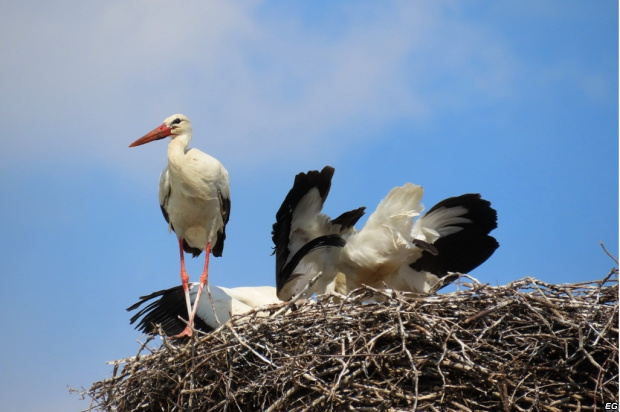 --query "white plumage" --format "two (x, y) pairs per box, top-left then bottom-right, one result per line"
(272, 167), (363, 300)
(130, 114), (230, 337)
(273, 166), (498, 300)
(339, 183), (426, 289)
(129, 284), (280, 336)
